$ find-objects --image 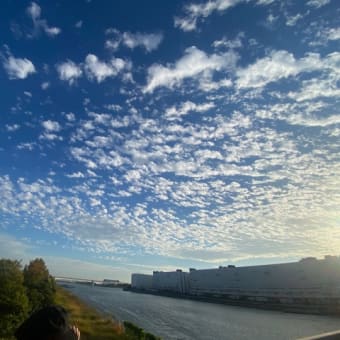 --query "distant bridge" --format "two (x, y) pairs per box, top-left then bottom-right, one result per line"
(54, 276), (101, 284)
